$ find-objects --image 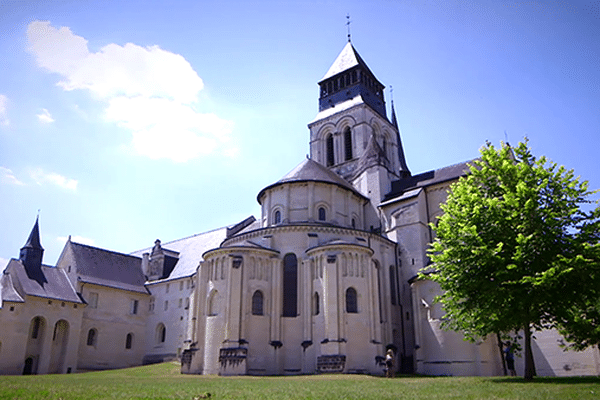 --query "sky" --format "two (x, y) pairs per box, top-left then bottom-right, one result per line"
(1, 0), (599, 268)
